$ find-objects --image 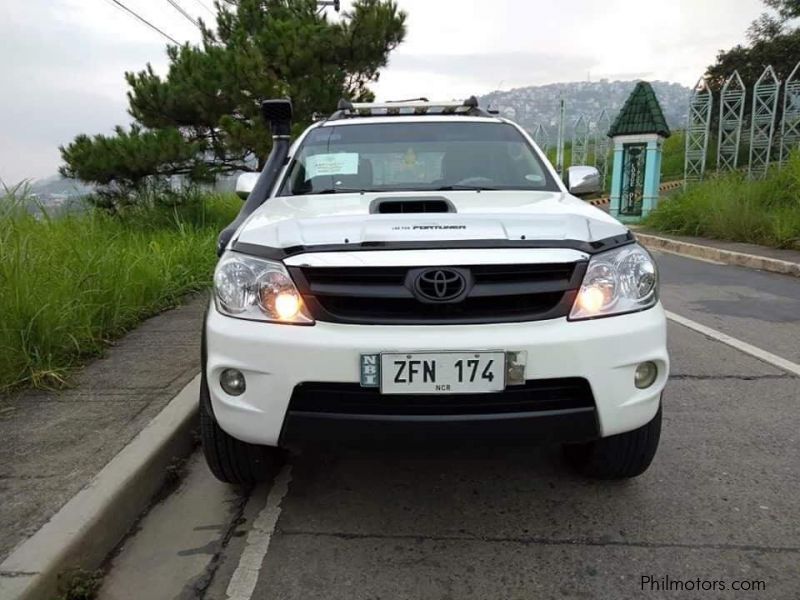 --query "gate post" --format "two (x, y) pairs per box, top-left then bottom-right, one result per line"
(607, 82), (671, 224)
